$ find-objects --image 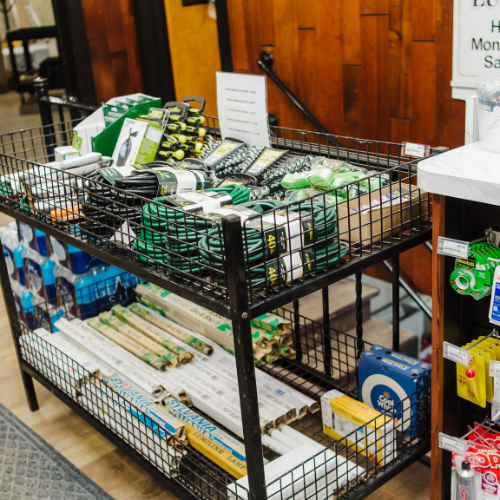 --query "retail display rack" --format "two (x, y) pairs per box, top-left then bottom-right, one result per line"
(0, 86), (442, 500)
